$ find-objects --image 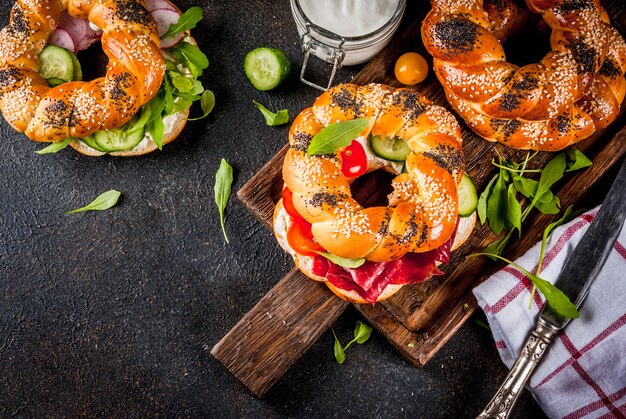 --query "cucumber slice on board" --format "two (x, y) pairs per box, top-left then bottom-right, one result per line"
(457, 173), (478, 217)
(244, 47), (291, 91)
(93, 127), (144, 152)
(80, 135), (107, 152)
(38, 45), (74, 83)
(369, 135), (411, 162)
